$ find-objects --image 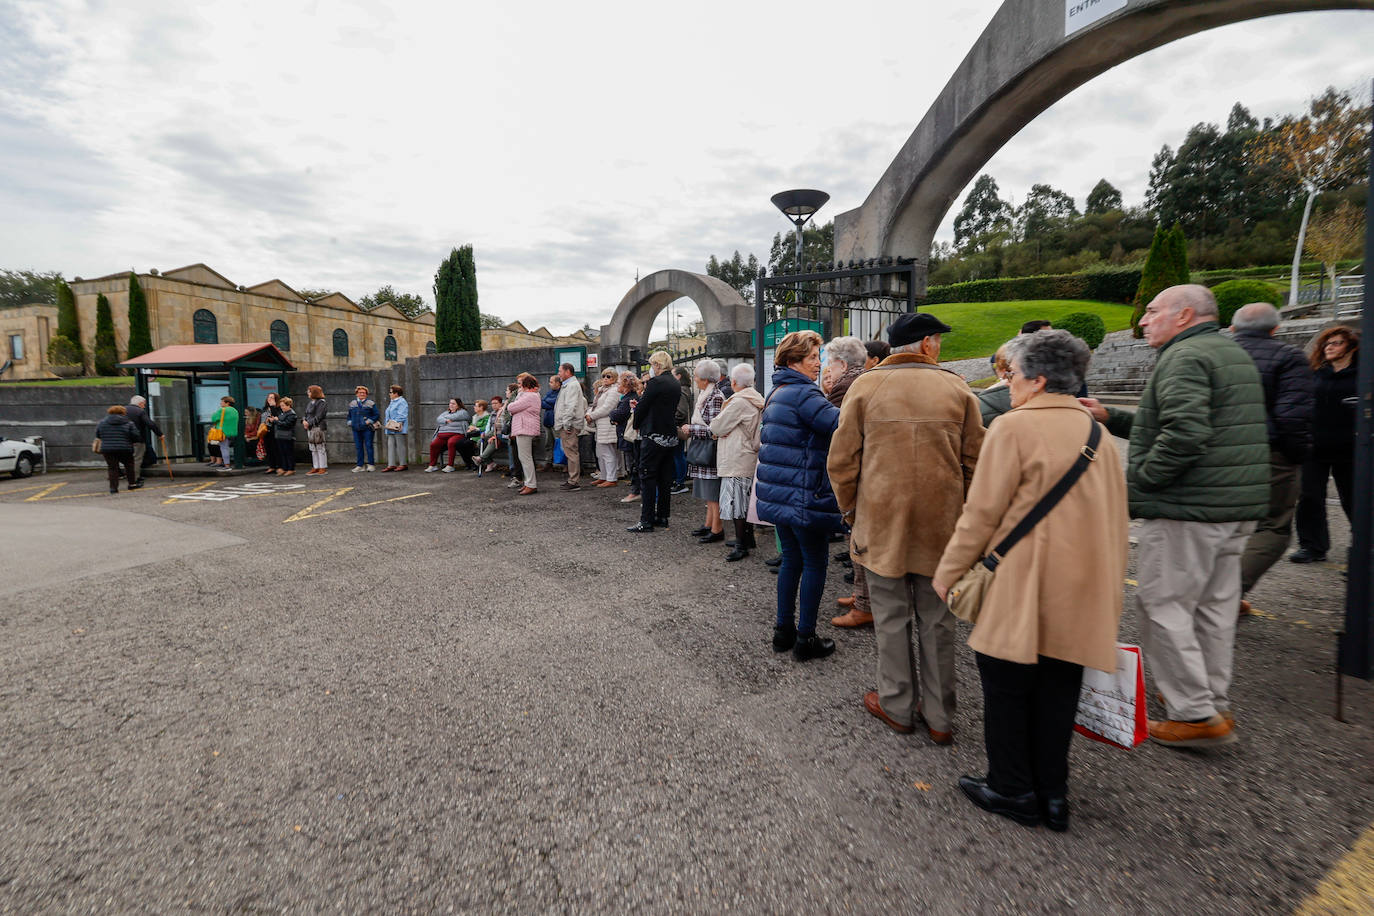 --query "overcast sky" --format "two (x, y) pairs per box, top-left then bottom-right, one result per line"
(1, 1), (1371, 338)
